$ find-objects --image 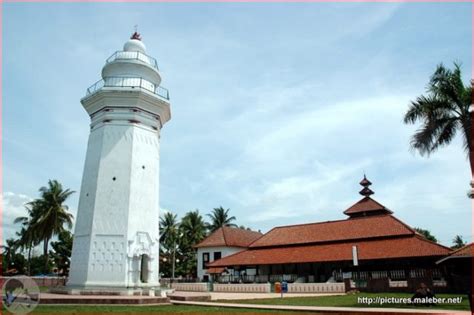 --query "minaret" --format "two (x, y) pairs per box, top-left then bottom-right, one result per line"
(67, 32), (170, 291)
